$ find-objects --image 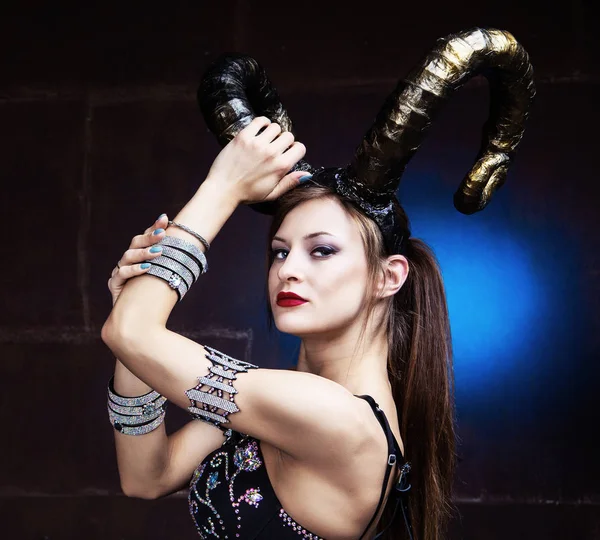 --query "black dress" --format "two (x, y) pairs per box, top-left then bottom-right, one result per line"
(188, 394), (407, 539)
